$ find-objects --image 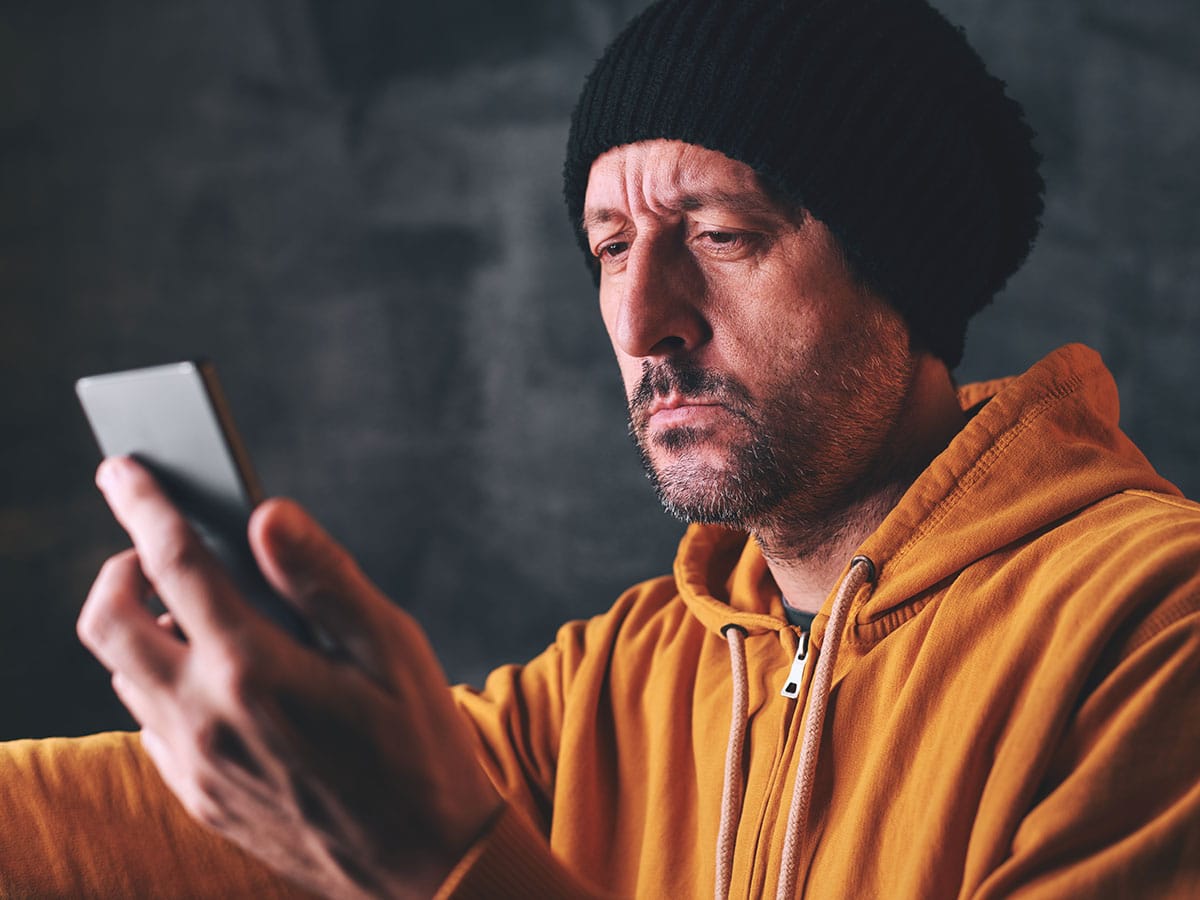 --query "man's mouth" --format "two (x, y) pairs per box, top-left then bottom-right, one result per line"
(629, 361), (755, 437)
(644, 395), (728, 429)
(648, 393), (717, 416)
